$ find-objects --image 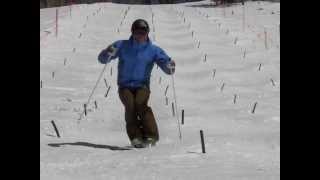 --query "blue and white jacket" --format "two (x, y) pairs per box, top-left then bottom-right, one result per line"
(98, 36), (172, 89)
